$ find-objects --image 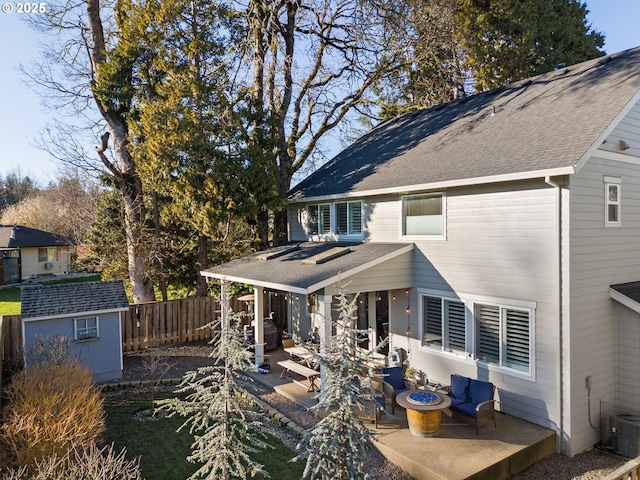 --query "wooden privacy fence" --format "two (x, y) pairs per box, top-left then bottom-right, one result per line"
(122, 296), (253, 352)
(1, 295), (274, 371)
